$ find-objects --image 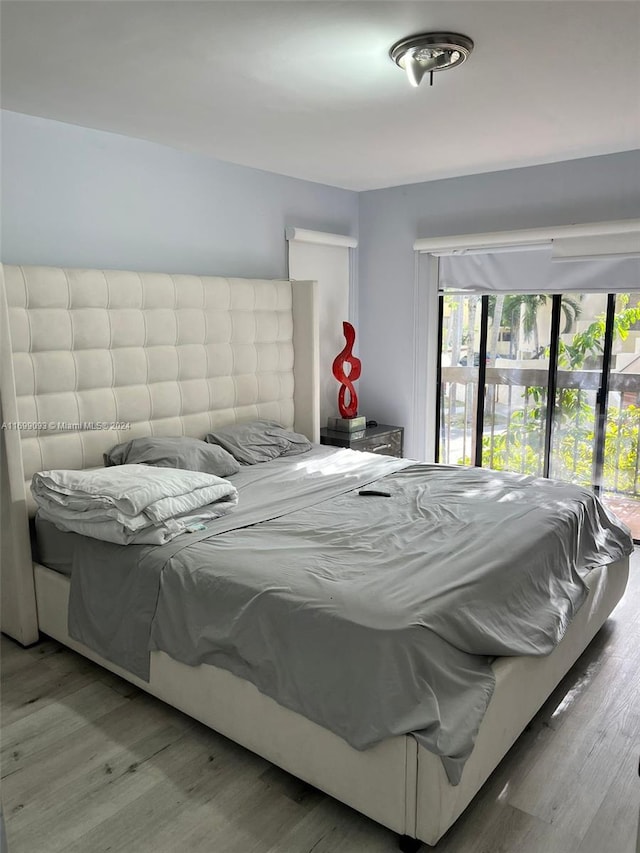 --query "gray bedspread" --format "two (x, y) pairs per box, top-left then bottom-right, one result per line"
(65, 446), (633, 784)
